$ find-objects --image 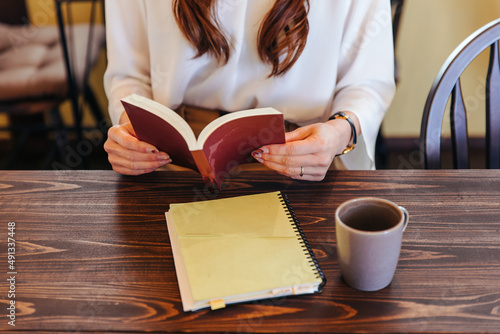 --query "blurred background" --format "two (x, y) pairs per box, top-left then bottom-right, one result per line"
(1, 0), (499, 170)
(384, 0), (500, 169)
